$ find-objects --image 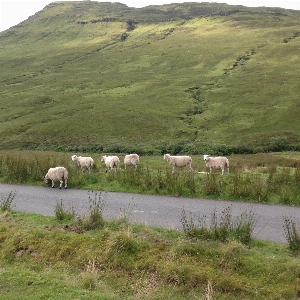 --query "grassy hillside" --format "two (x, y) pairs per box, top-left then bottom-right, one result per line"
(1, 1), (300, 152)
